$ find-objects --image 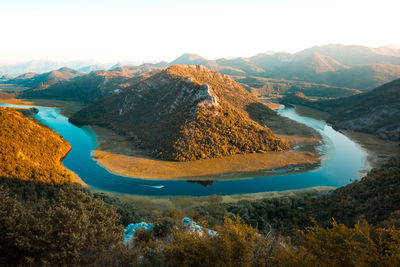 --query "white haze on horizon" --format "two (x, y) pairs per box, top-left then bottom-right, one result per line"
(0, 0), (399, 64)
